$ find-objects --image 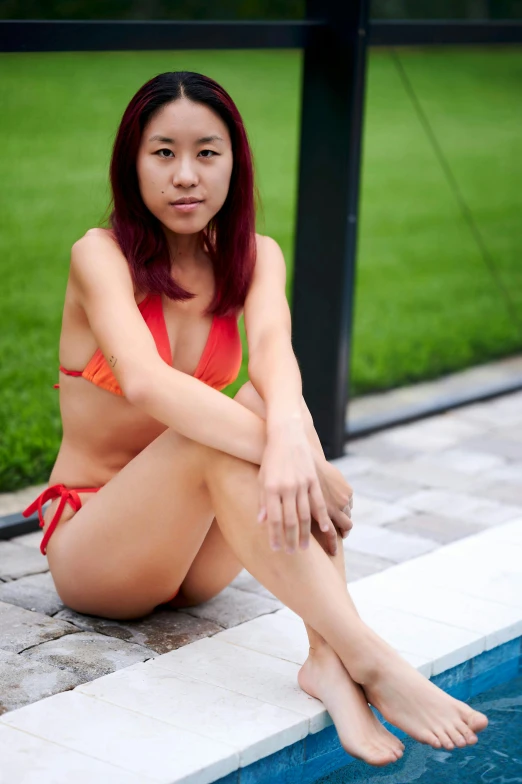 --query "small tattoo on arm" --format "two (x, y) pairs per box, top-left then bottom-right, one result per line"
(109, 355), (118, 368)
